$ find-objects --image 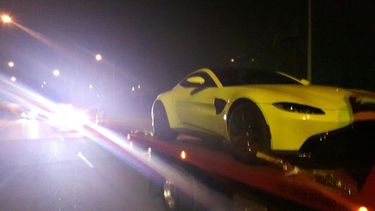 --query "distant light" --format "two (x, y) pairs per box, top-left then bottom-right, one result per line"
(95, 54), (102, 61)
(129, 142), (133, 148)
(8, 61), (14, 67)
(132, 87), (135, 91)
(231, 58), (234, 63)
(41, 84), (44, 88)
(10, 76), (16, 82)
(89, 84), (93, 89)
(180, 151), (186, 159)
(127, 134), (131, 140)
(2, 15), (11, 23)
(138, 84), (141, 89)
(53, 69), (60, 76)
(43, 81), (46, 85)
(251, 58), (255, 62)
(358, 206), (368, 211)
(148, 147), (152, 154)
